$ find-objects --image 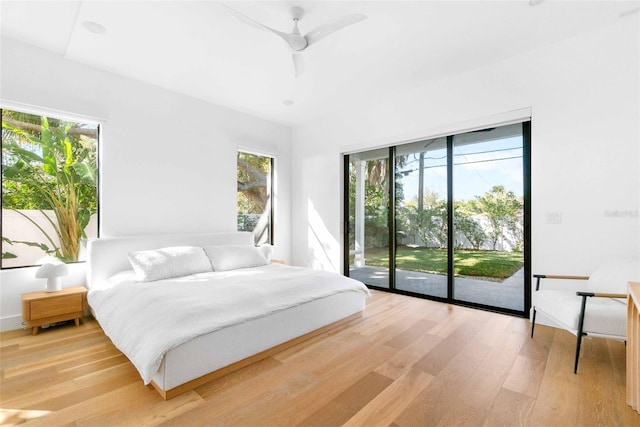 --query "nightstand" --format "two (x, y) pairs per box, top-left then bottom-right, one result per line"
(21, 286), (88, 335)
